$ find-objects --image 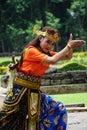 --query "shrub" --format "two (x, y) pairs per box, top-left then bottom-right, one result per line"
(57, 62), (87, 71)
(0, 61), (11, 66)
(73, 52), (87, 57)
(0, 66), (9, 74)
